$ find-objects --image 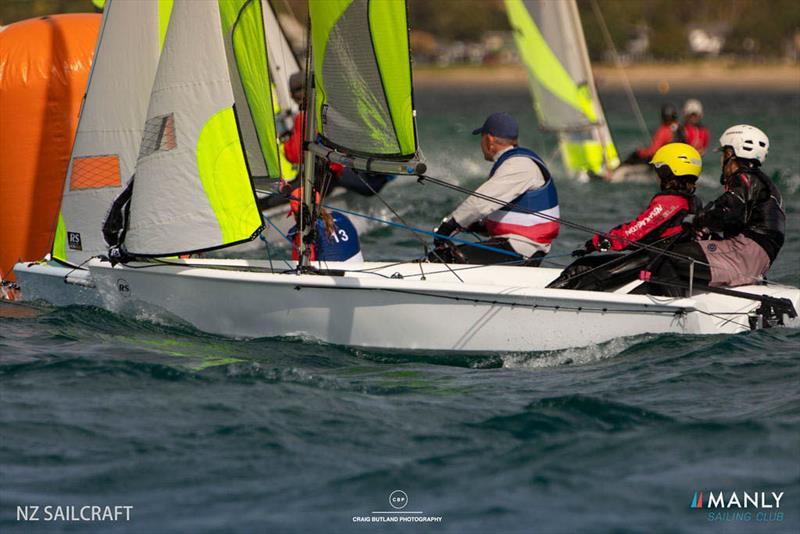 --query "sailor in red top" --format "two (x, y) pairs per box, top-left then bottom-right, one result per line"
(585, 185), (701, 253)
(623, 104), (686, 164)
(681, 99), (710, 154)
(549, 143), (703, 291)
